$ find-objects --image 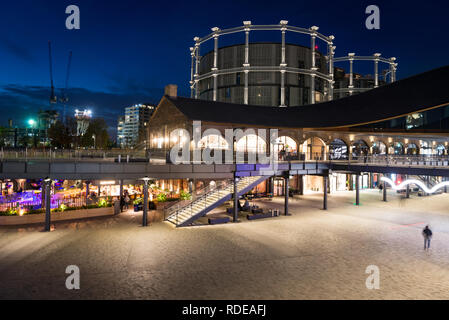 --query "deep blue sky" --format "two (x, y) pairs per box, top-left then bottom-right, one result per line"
(1, 0), (448, 135)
